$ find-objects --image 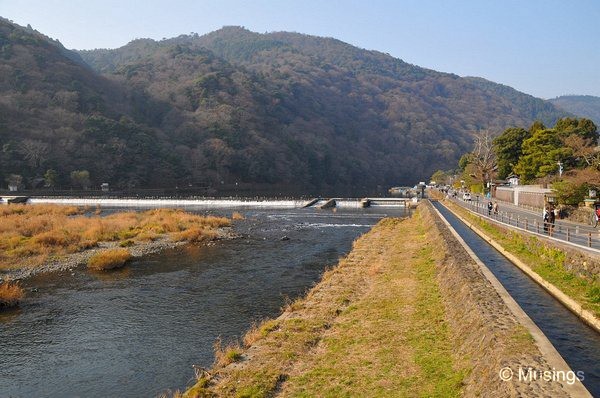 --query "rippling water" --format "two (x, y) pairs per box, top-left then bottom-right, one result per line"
(0, 207), (407, 397)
